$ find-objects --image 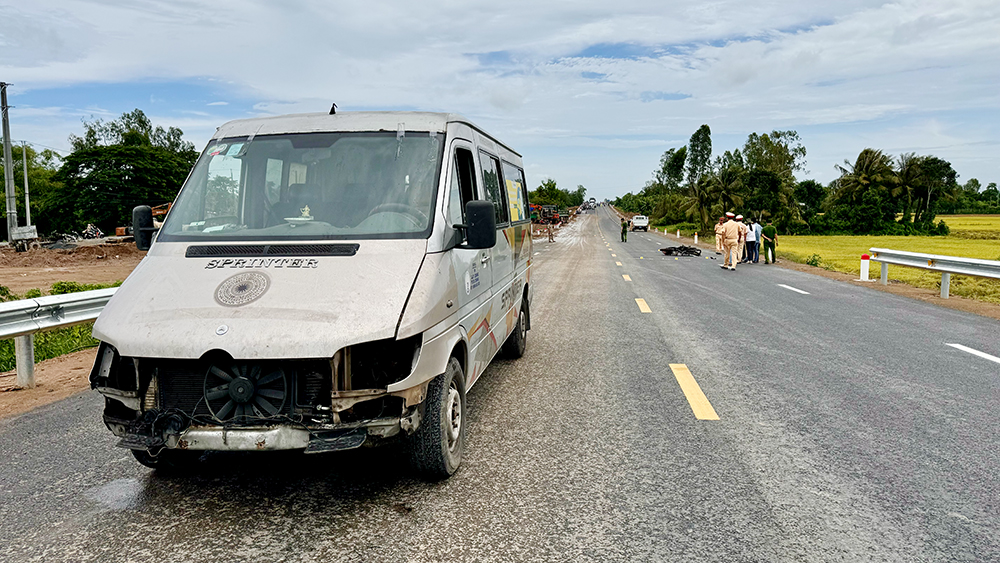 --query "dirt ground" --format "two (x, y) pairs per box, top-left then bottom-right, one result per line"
(2, 231), (1000, 422)
(0, 243), (145, 295)
(0, 348), (98, 419)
